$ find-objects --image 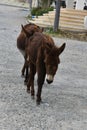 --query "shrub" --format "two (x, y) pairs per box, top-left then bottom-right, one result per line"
(31, 7), (54, 16)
